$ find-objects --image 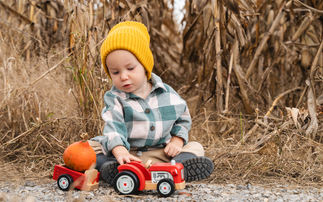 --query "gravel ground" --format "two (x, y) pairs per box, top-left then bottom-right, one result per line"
(0, 180), (322, 202)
